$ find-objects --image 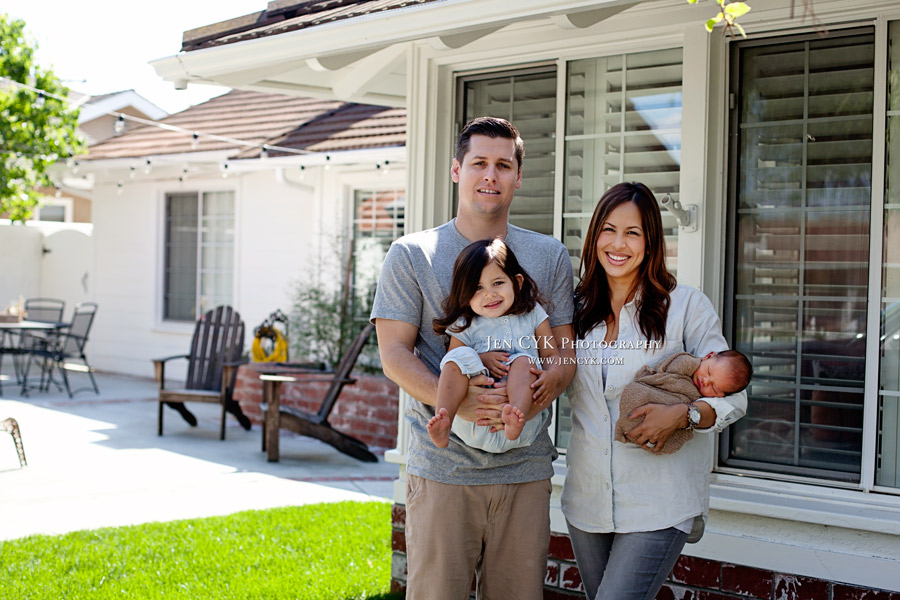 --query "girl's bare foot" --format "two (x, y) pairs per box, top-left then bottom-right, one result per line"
(427, 408), (452, 448)
(502, 404), (526, 440)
